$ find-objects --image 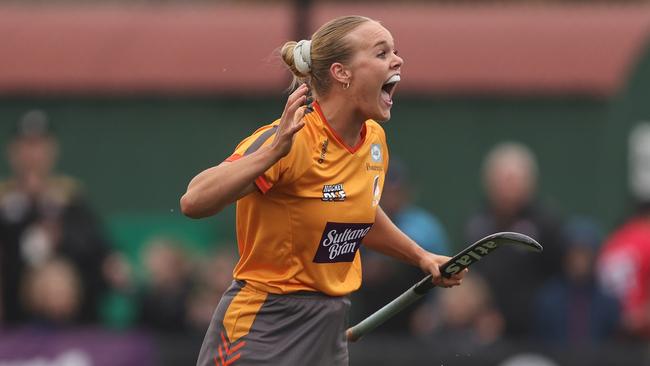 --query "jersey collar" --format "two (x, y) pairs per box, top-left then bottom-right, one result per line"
(313, 101), (367, 154)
